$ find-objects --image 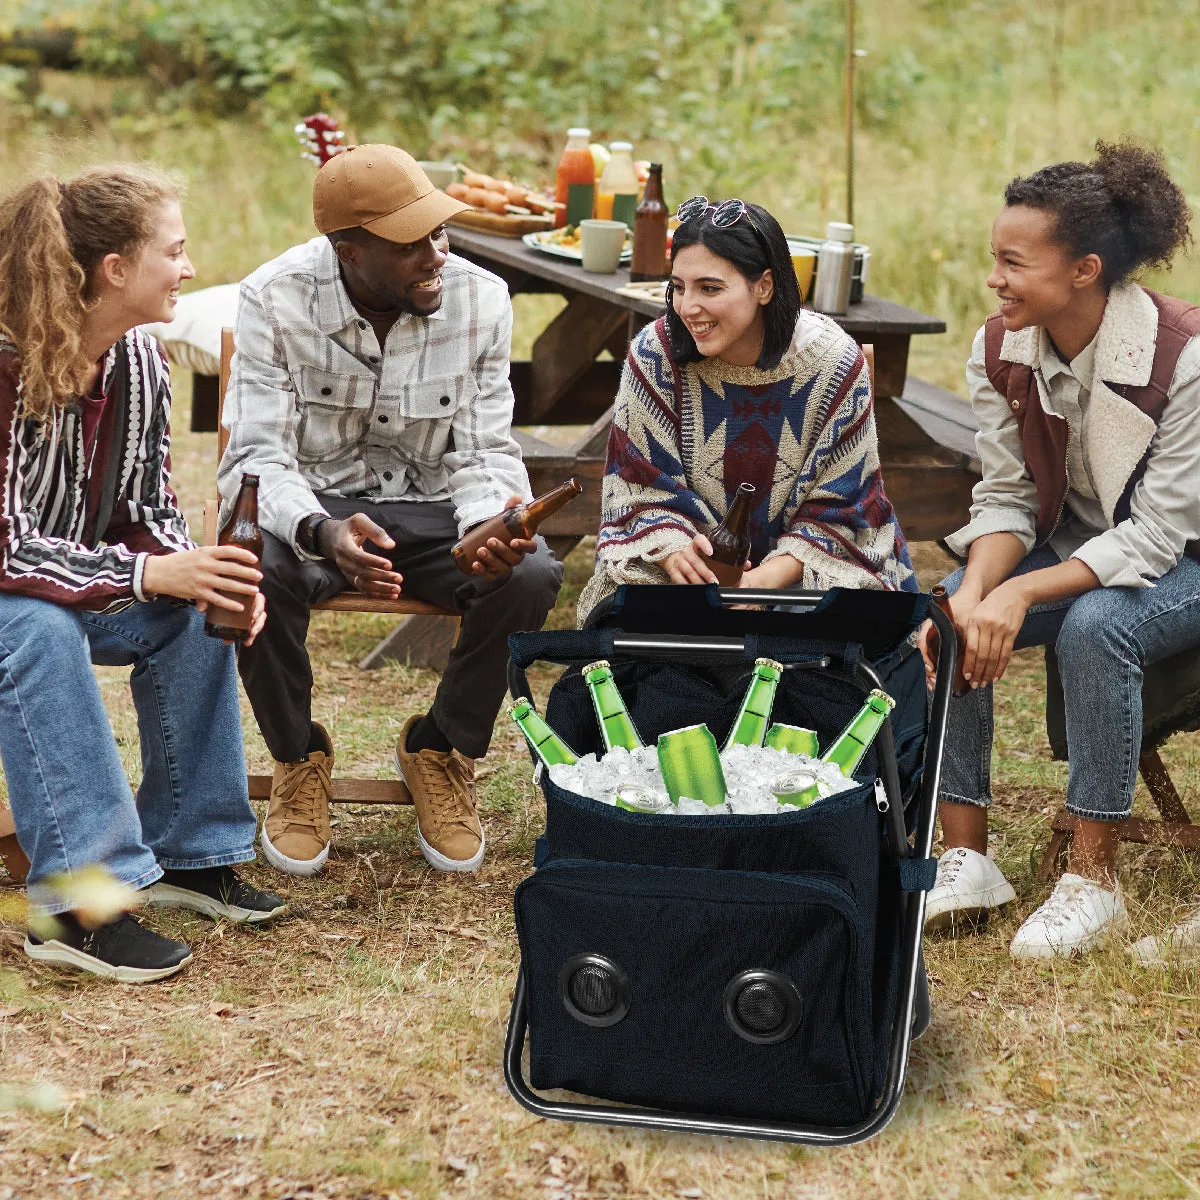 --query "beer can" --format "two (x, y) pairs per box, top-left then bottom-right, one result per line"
(611, 782), (673, 813)
(656, 724), (727, 807)
(763, 723), (821, 757)
(771, 769), (822, 808)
